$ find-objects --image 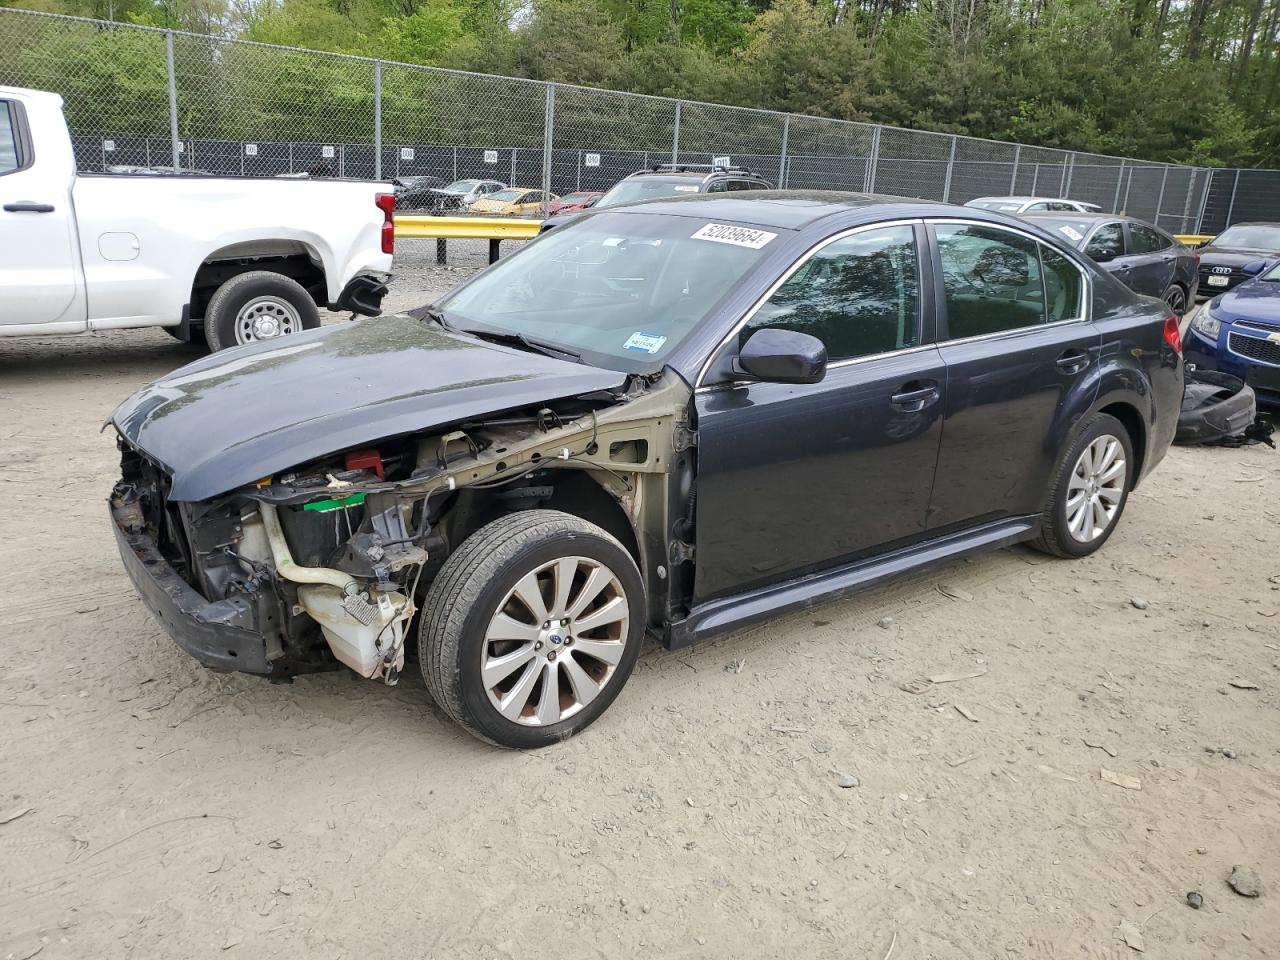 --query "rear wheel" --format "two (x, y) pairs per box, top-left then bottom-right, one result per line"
(1031, 413), (1134, 559)
(420, 510), (645, 748)
(204, 271), (320, 352)
(1164, 284), (1188, 318)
